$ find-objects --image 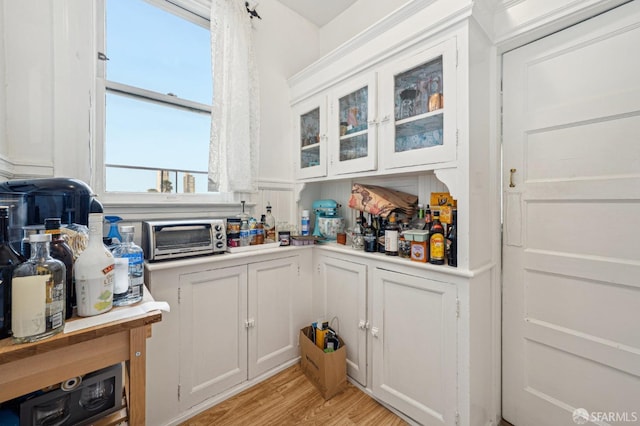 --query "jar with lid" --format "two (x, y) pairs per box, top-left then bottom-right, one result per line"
(12, 233), (66, 343)
(111, 225), (144, 306)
